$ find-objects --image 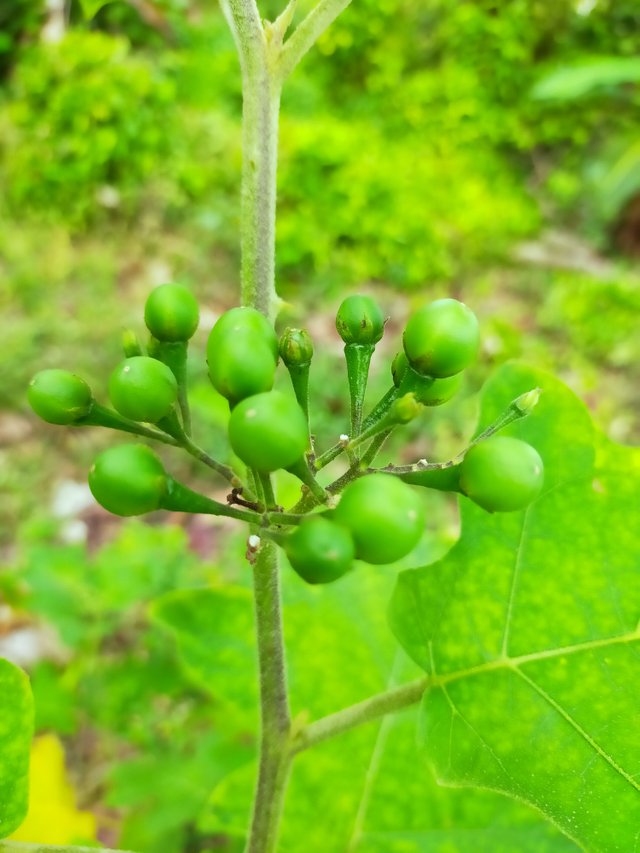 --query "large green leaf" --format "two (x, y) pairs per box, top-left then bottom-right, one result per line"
(0, 660), (33, 839)
(154, 550), (577, 850)
(390, 363), (640, 852)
